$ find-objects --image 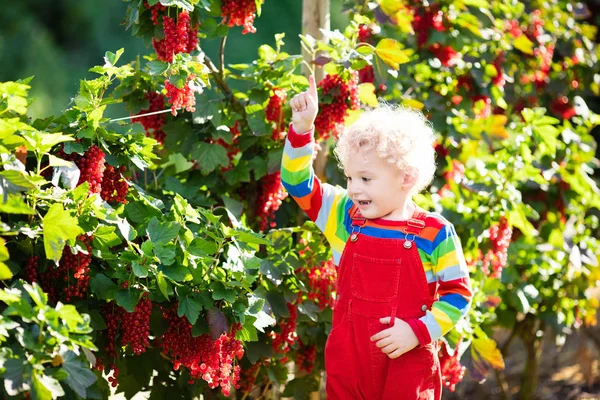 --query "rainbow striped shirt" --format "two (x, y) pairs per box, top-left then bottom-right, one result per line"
(281, 126), (472, 344)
